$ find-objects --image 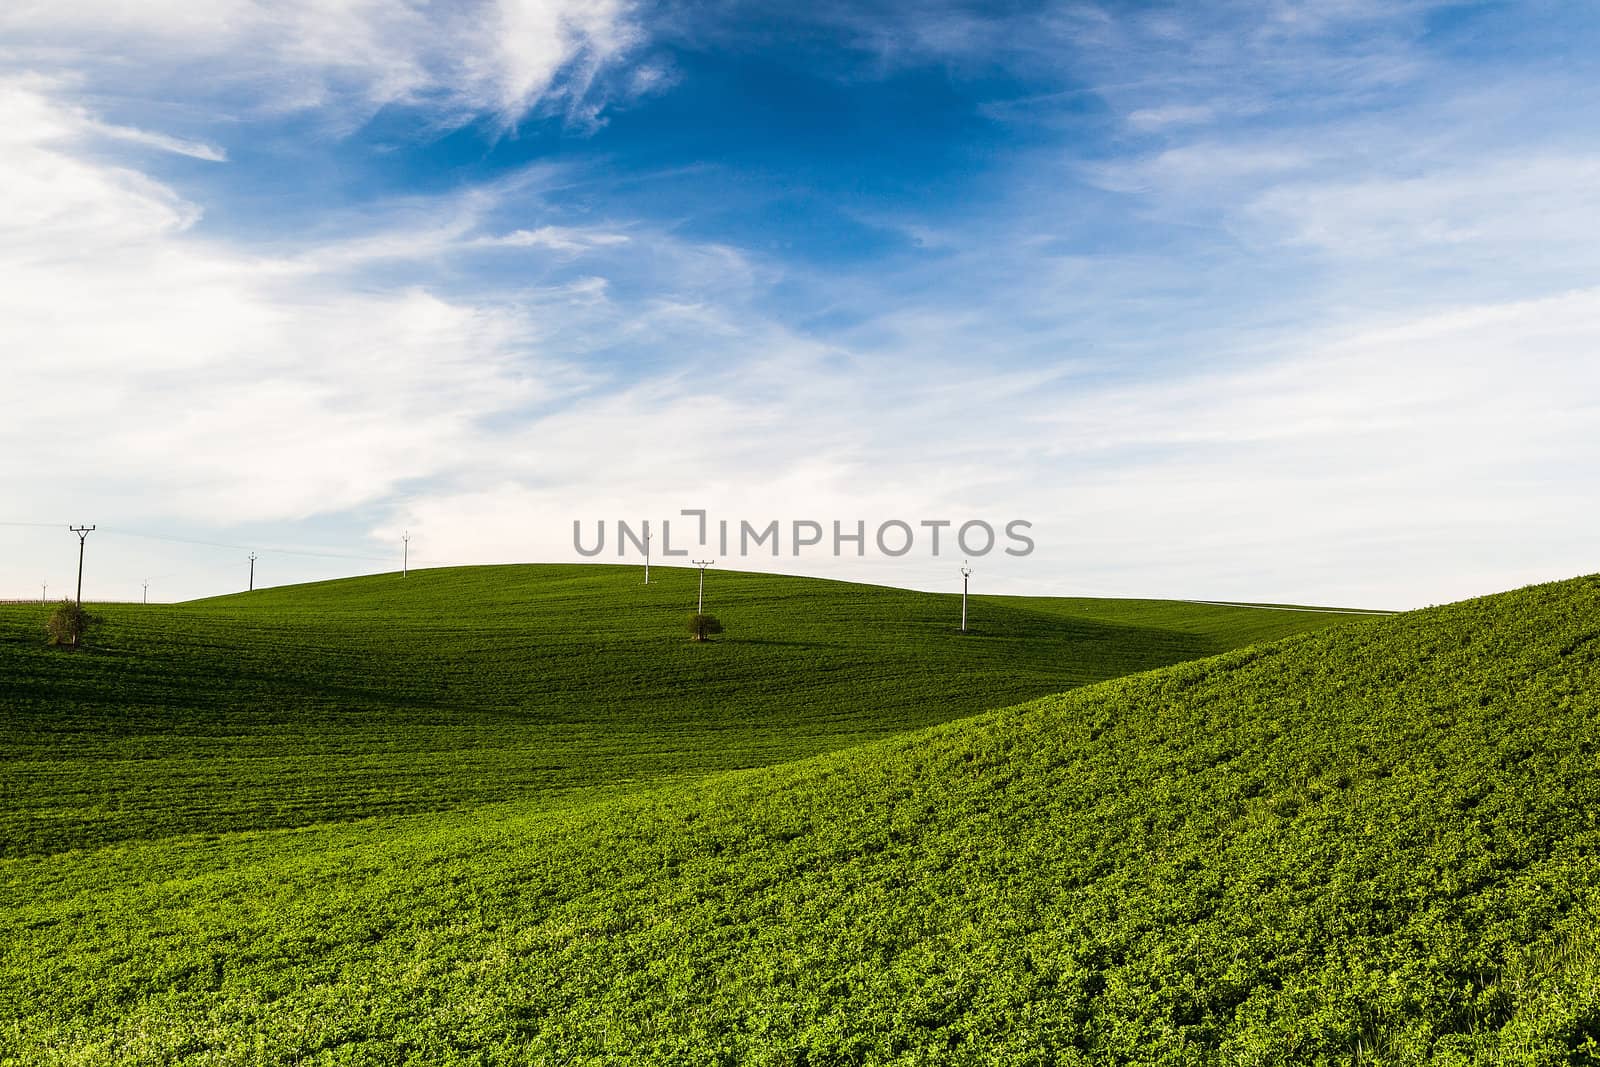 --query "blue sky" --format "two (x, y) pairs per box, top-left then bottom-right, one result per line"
(3, 0), (1599, 607)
